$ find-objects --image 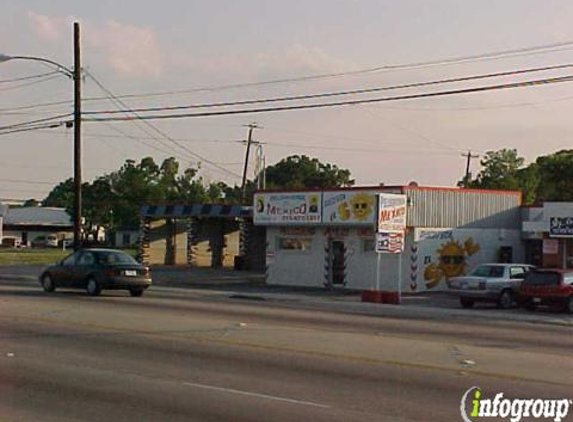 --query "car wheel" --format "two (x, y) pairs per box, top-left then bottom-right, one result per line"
(86, 277), (101, 296)
(129, 289), (144, 297)
(41, 274), (56, 292)
(460, 297), (475, 309)
(497, 290), (513, 310)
